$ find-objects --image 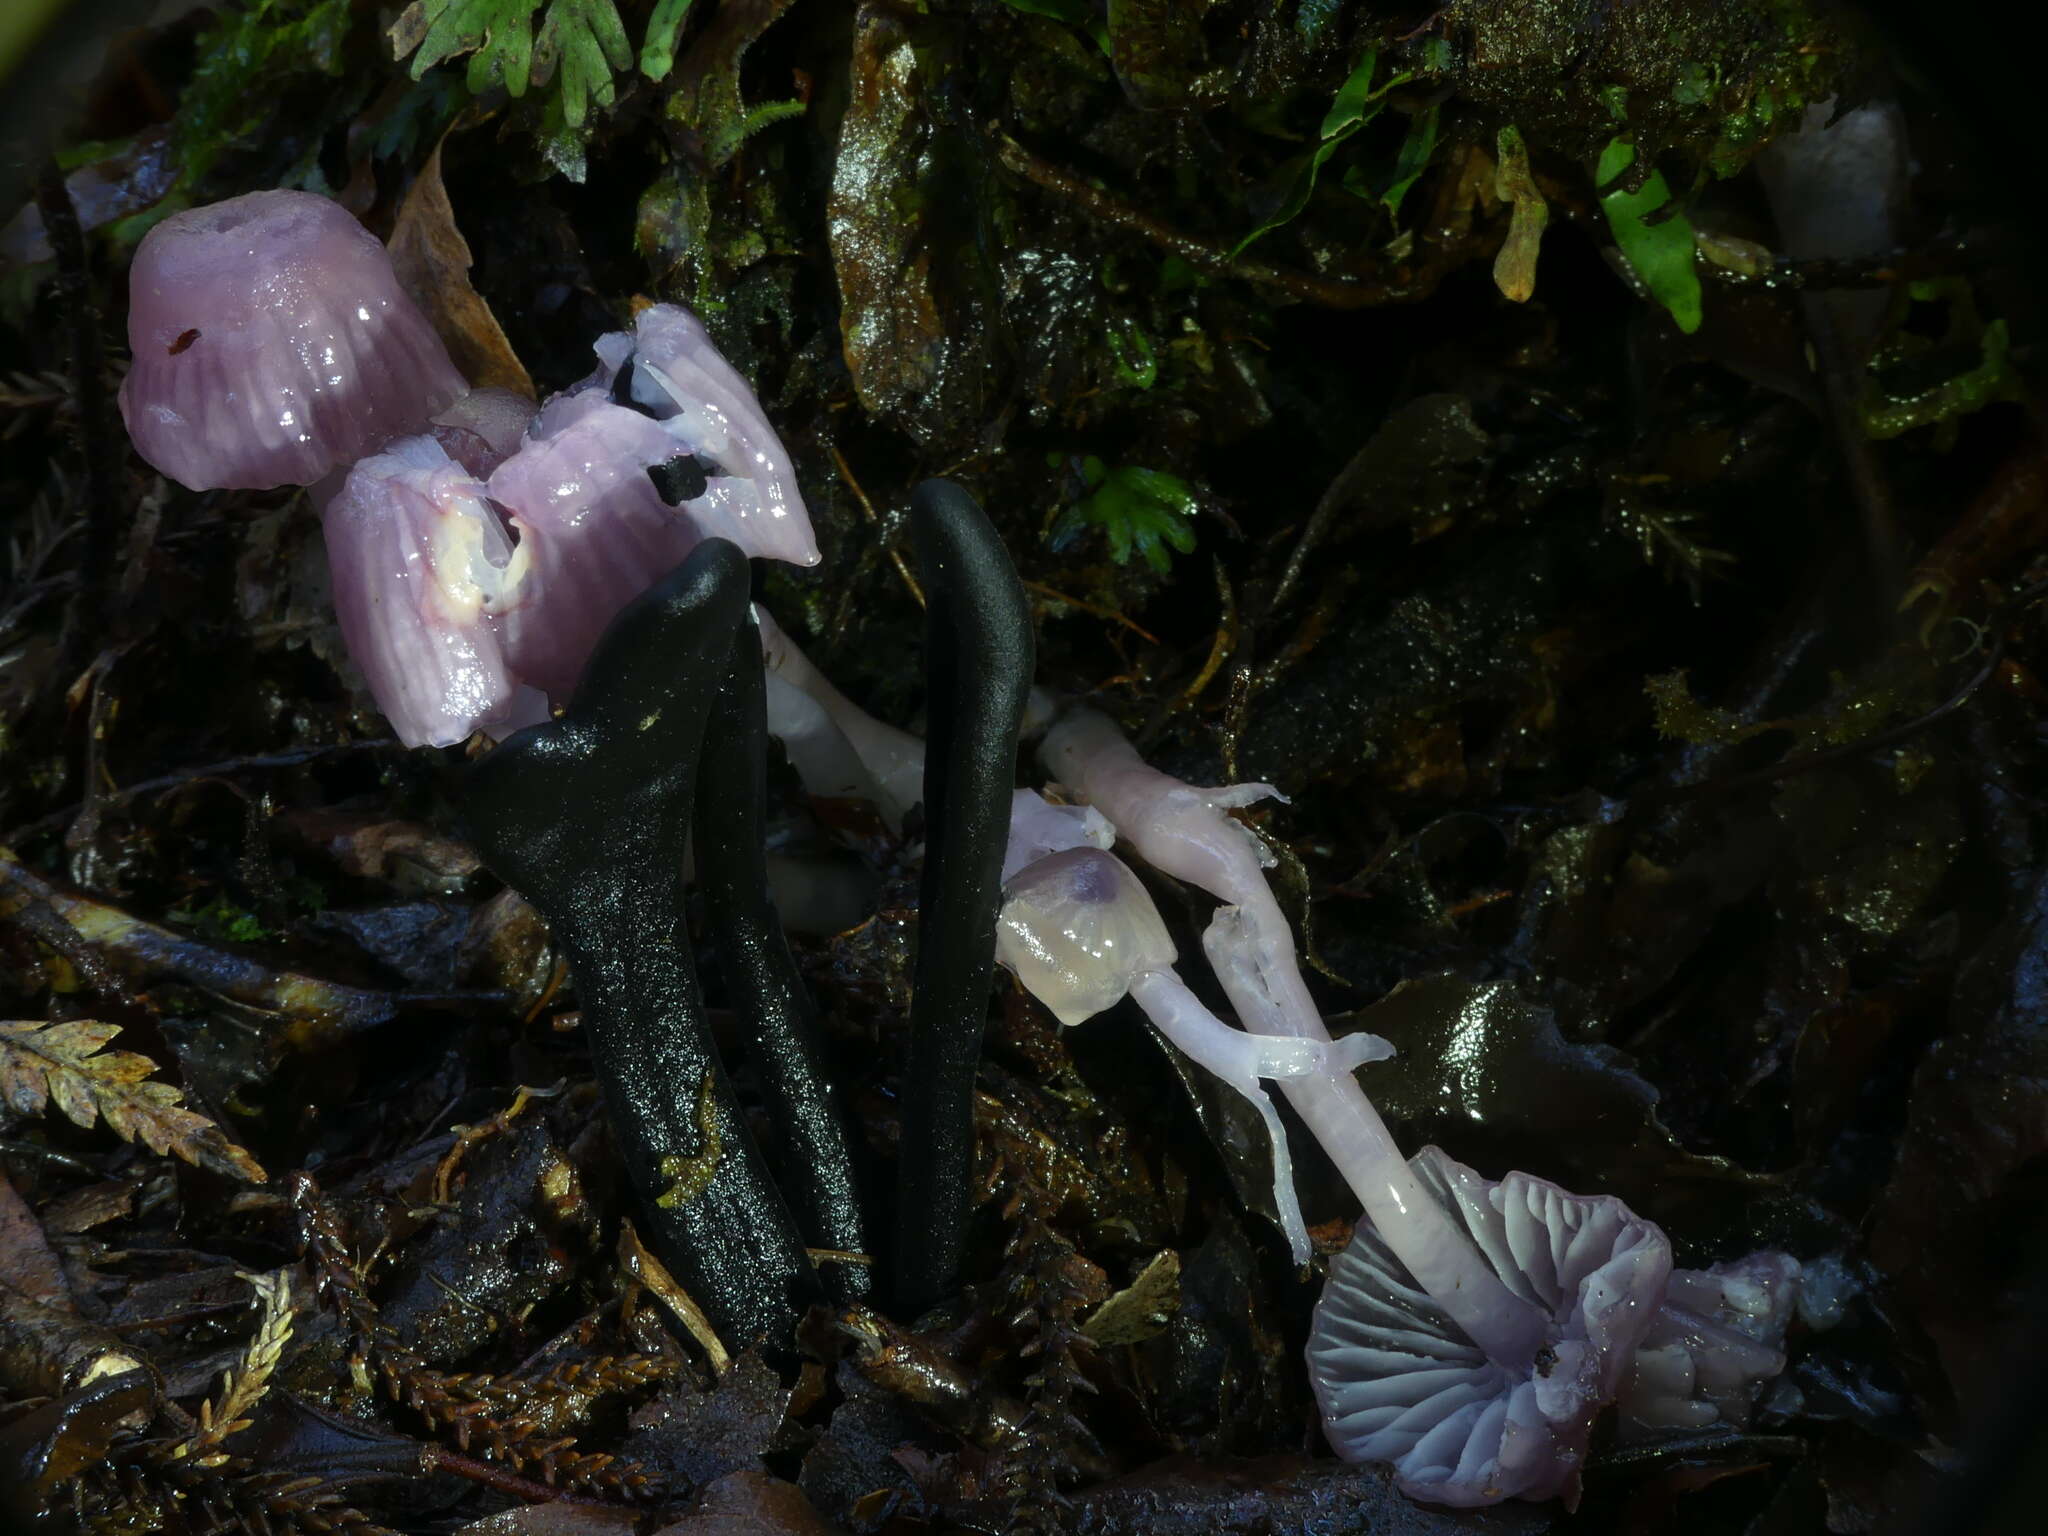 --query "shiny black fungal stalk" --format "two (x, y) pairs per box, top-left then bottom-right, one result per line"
(695, 607), (872, 1298)
(892, 479), (1035, 1312)
(461, 539), (820, 1350)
